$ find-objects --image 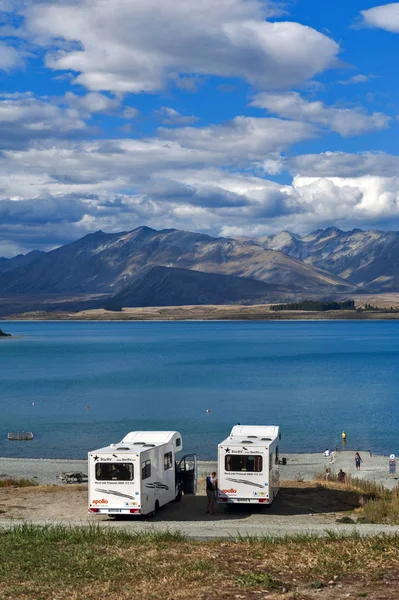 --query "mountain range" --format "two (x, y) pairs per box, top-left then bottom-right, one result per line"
(257, 227), (399, 292)
(0, 225), (398, 315)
